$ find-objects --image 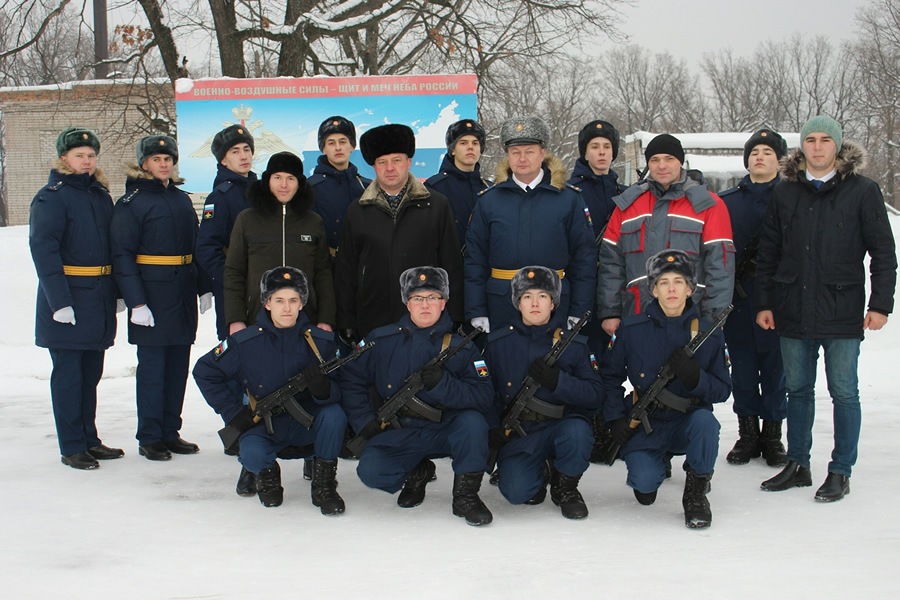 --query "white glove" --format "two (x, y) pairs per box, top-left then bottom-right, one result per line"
(131, 305), (155, 327)
(567, 315), (580, 330)
(199, 292), (214, 315)
(116, 299), (127, 313)
(53, 306), (76, 325)
(471, 317), (490, 334)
